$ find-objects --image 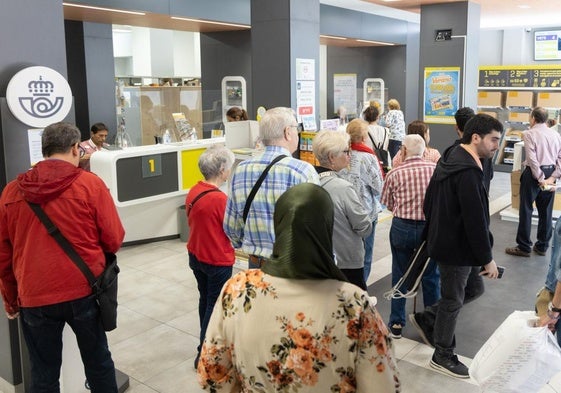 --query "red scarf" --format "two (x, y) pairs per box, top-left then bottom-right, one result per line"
(350, 142), (385, 179)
